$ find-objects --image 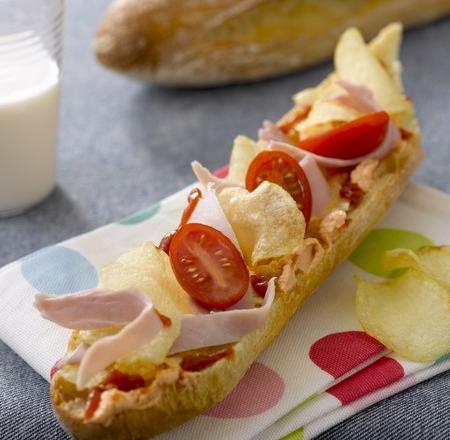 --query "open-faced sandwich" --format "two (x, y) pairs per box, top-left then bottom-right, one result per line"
(35, 24), (423, 439)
